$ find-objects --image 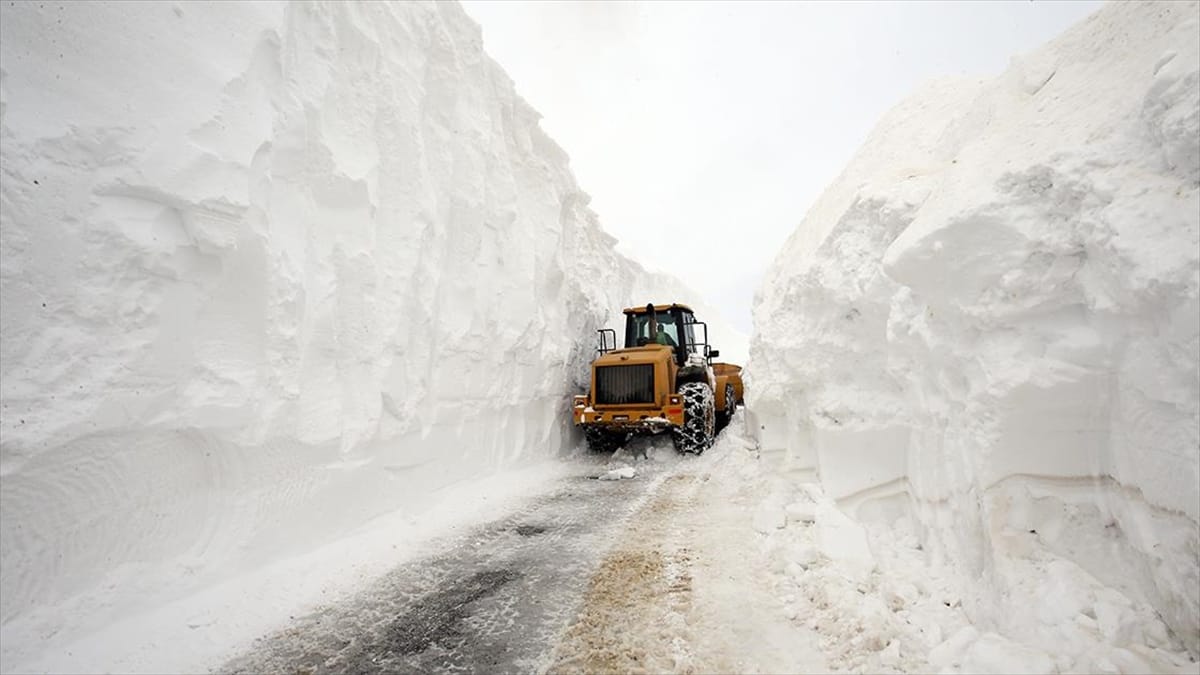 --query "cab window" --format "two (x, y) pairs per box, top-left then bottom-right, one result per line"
(625, 311), (681, 348)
